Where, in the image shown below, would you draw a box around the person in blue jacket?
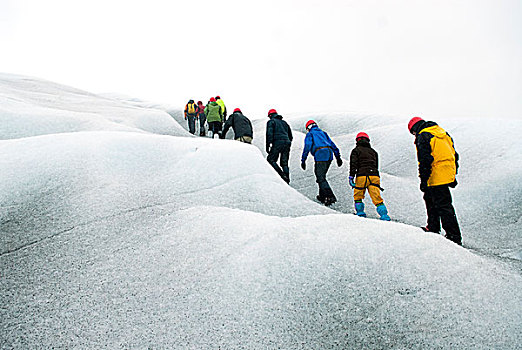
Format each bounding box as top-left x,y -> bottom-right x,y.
301,120 -> 343,206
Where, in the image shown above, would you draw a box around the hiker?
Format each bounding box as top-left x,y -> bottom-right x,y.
300,120 -> 342,206
266,108 -> 293,183
204,97 -> 224,138
215,96 -> 227,122
184,99 -> 198,134
220,108 -> 253,143
408,117 -> 461,245
348,132 -> 391,221
197,101 -> 206,136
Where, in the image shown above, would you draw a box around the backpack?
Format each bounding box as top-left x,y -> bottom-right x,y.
187,103 -> 196,115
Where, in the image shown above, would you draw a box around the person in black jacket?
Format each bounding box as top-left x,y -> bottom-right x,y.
220,108 -> 253,143
349,132 -> 390,220
266,109 -> 293,183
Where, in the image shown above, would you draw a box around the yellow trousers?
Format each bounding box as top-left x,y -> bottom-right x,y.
353,175 -> 383,206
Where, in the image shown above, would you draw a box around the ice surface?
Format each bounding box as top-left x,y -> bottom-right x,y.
1,74 -> 521,348
0,73 -> 186,139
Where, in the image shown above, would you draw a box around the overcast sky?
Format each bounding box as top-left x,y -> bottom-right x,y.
2,0 -> 521,119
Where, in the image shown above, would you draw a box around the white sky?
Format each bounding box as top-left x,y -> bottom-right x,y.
2,0 -> 521,119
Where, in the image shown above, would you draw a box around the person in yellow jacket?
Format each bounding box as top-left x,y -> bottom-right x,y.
215,96 -> 227,122
408,117 -> 462,245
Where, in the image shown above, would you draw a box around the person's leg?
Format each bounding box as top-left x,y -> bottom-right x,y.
209,122 -> 220,138
432,185 -> 462,245
367,176 -> 383,206
188,116 -> 196,134
365,177 -> 390,220
353,176 -> 368,216
315,161 -> 335,204
315,161 -> 327,203
216,121 -> 223,138
423,188 -> 441,233
279,143 -> 291,183
199,115 -> 206,136
267,144 -> 286,181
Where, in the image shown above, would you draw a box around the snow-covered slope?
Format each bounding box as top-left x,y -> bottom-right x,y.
167,106 -> 522,263
1,74 -> 521,348
278,112 -> 522,262
0,73 -> 186,139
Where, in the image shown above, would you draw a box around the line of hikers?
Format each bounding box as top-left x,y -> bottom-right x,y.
185,99 -> 462,246
185,97 -> 253,143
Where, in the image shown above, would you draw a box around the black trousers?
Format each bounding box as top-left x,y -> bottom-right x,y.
198,114 -> 206,135
423,184 -> 462,244
315,160 -> 335,199
267,142 -> 291,182
187,115 -> 196,134
208,121 -> 222,138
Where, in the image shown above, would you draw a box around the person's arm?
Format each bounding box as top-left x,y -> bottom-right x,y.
248,118 -> 253,137
301,133 -> 313,163
349,148 -> 358,177
448,132 -> 459,174
221,115 -> 233,138
266,120 -> 274,152
415,133 -> 434,184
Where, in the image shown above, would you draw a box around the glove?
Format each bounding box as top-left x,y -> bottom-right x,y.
336,157 -> 343,167
349,176 -> 356,188
420,181 -> 428,192
301,162 -> 306,170
448,179 -> 458,188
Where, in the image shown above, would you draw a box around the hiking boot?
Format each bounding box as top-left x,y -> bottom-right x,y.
324,197 -> 337,206
421,226 -> 440,233
355,201 -> 366,217
376,203 -> 391,221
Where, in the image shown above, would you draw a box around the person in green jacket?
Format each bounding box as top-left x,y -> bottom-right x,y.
204,97 -> 224,138
215,96 -> 227,122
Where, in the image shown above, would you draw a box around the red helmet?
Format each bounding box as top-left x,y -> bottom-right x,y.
305,120 -> 316,130
268,109 -> 277,116
210,97 -> 216,102
215,95 -> 221,99
408,117 -> 424,133
233,108 -> 241,113
356,132 -> 369,141
197,101 -> 203,105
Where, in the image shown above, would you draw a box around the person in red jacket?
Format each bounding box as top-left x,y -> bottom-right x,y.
197,101 -> 206,136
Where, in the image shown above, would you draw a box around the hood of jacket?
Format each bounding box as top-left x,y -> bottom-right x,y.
356,139 -> 371,147
419,122 -> 448,139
